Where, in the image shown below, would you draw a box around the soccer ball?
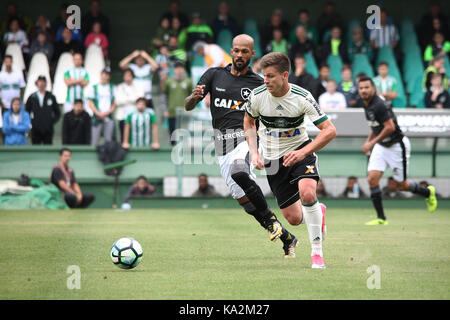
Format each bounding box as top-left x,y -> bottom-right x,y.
110,237 -> 143,269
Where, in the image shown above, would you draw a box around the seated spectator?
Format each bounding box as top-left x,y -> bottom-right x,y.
289,9 -> 319,45
424,32 -> 450,63
171,17 -> 187,49
317,26 -> 348,65
0,3 -> 33,35
289,26 -> 315,60
0,55 -> 26,114
423,55 -> 448,91
163,61 -> 193,145
87,68 -> 116,146
315,64 -> 330,99
382,177 -> 405,198
265,28 -> 291,55
425,73 -> 450,108
316,1 -> 344,43
348,26 -> 373,63
191,174 -> 222,197
82,0 -> 110,37
160,0 -> 189,29
155,44 -> 171,87
340,176 -> 367,198
185,12 -> 214,52
2,97 -> 30,146
55,23 -> 83,45
318,78 -> 347,110
63,52 -> 90,113
337,66 -> 358,107
84,21 -> 109,58
115,68 -> 144,141
119,50 -> 159,109
30,15 -> 54,43
2,18 -> 29,55
154,17 -> 173,45
25,75 -> 60,145
168,35 -> 187,63
51,148 -> 95,208
261,9 -> 291,48
193,41 -> 232,68
122,97 -> 159,149
418,2 -> 449,50
123,176 -> 156,204
288,55 -> 317,98
316,179 -> 330,198
62,99 -> 92,145
211,1 -> 238,39
252,57 -> 263,78
53,27 -> 83,63
373,62 -> 398,107
369,8 -> 400,59
29,31 -> 54,61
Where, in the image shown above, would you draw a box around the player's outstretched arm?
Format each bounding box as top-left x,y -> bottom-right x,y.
283,119 -> 337,167
184,85 -> 205,111
244,113 -> 264,169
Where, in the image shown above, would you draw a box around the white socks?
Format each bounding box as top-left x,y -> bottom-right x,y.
302,200 -> 323,257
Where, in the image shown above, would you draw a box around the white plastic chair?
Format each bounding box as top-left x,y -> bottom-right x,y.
23,53 -> 52,102
1,43 -> 26,72
52,52 -> 74,104
84,44 -> 105,86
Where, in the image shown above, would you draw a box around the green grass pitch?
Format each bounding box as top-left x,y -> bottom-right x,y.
0,207 -> 449,300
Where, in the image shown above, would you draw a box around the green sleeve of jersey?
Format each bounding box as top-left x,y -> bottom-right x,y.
84,72 -> 90,82
64,70 -> 70,78
125,113 -> 132,124
150,112 -> 157,123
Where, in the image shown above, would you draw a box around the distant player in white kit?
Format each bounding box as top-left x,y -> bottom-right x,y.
245,52 -> 337,268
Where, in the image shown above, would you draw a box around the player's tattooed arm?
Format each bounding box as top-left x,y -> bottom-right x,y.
184,84 -> 205,111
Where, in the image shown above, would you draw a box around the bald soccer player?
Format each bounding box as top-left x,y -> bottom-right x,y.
185,34 -> 298,258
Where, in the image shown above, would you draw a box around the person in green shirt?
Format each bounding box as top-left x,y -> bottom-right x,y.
184,12 -> 214,51
163,61 -> 193,145
122,97 -> 159,149
289,9 -> 319,45
373,62 -> 398,107
265,28 -> 290,55
423,55 -> 448,91
424,32 -> 450,62
348,27 -> 373,63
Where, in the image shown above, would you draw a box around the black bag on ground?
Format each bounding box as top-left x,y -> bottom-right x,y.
96,141 -> 127,176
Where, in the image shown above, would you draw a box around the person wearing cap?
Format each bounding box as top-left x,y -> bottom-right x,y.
86,68 -> 116,145
162,61 -> 193,145
25,75 -> 60,144
184,12 -> 214,51
193,41 -> 232,68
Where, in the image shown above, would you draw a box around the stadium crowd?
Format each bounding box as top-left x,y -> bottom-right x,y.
0,0 -> 449,147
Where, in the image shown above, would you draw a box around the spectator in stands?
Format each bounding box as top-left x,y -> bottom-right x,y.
317,26 -> 348,65
163,61 -> 193,145
369,8 -> 400,59
191,173 -> 222,197
2,97 -> 30,146
82,0 -> 110,37
2,18 -> 29,55
340,176 -> 367,198
288,55 -> 317,98
168,35 -> 187,63
119,50 -> 159,109
62,99 -> 91,145
170,17 -> 186,49
192,41 -> 232,68
55,18 -> 83,45
160,0 -> 189,29
382,177 -> 405,199
211,1 -> 239,39
30,15 -> 54,43
423,55 -> 448,91
252,57 -> 263,78
53,27 -> 83,63
122,97 -> 159,149
315,64 -> 330,98
424,32 -> 450,63
115,68 -> 144,141
123,175 -> 156,205
316,1 -> 344,43
154,17 -> 173,46
25,75 -> 60,144
51,147 -> 96,208
0,55 -> 25,115
288,26 -> 315,60
29,31 -> 54,61
185,12 -> 214,52
418,2 -> 449,50
318,78 -> 347,110
425,73 -> 450,109
84,21 -> 109,59
348,26 -> 373,63
337,66 -> 358,107
265,28 -> 291,55
261,9 -> 291,48
0,2 -> 33,35
316,179 -> 330,198
63,52 -> 90,113
87,68 -> 116,145
373,62 -> 398,107
289,9 -> 319,46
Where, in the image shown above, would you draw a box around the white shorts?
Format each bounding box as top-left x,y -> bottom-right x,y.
368,136 -> 411,182
217,141 -> 256,199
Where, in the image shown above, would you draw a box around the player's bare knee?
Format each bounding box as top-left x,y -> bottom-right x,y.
300,189 -> 316,205
288,215 -> 302,226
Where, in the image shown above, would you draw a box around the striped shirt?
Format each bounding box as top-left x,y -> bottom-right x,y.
370,25 -> 399,48
129,63 -> 153,99
373,75 -> 397,105
125,109 -> 157,147
64,67 -> 90,102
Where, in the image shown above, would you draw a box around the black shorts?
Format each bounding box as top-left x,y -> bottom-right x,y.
265,140 -> 320,209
